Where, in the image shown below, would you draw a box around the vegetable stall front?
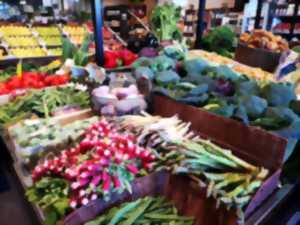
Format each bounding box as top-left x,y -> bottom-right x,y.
0,1 -> 300,225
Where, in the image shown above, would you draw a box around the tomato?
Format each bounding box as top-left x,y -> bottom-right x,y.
57,75 -> 69,84
34,81 -> 45,89
6,76 -> 22,89
0,88 -> 10,95
44,76 -> 54,85
0,82 -> 10,95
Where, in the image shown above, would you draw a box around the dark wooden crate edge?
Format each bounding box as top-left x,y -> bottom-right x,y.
151,94 -> 287,171
151,94 -> 287,219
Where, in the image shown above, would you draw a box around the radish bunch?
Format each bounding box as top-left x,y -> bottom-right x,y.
31,119 -> 155,208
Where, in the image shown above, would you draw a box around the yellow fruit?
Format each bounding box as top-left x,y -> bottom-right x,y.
47,47 -> 62,56
3,36 -> 39,47
10,47 -> 47,58
34,26 -> 61,36
63,25 -> 87,36
0,25 -> 32,36
41,36 -> 62,46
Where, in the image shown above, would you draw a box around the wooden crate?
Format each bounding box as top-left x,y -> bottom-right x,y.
151,94 -> 287,220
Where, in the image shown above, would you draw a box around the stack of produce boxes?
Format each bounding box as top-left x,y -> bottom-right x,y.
0,24 -> 47,58
62,24 -> 88,46
33,25 -> 63,56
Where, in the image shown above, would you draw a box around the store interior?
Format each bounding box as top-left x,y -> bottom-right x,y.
0,0 -> 300,225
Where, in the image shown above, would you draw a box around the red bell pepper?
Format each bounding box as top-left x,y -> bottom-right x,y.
120,49 -> 138,66
104,51 -> 118,68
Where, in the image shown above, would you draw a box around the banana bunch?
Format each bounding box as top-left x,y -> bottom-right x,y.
174,139 -> 269,221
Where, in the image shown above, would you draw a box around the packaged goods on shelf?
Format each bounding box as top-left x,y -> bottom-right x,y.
294,23 -> 300,34
273,23 -> 291,34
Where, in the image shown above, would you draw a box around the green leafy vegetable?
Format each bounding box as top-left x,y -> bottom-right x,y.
238,95 -> 267,118
261,83 -> 296,107
0,86 -> 90,129
184,58 -> 209,76
85,197 -> 194,225
150,3 -> 182,41
26,177 -> 70,225
202,26 -> 235,58
155,70 -> 180,85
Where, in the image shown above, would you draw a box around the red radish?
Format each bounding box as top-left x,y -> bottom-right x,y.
102,176 -> 111,191
112,176 -> 121,188
69,198 -> 78,208
79,190 -> 86,197
79,178 -> 90,187
81,198 -> 89,206
126,164 -> 139,174
31,119 -> 157,209
91,194 -> 98,201
91,175 -> 102,188
71,182 -> 80,190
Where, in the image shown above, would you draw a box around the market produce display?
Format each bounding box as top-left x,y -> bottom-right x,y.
22,113 -> 267,224
27,119 -> 156,221
0,24 -> 49,58
150,3 -> 182,42
202,26 -> 236,58
0,25 -> 32,36
240,30 -> 289,52
116,113 -> 197,146
33,26 -> 61,36
116,114 -> 268,212
104,49 -> 138,68
48,47 -> 62,56
103,27 -> 124,51
40,36 -> 62,47
3,36 -> 40,47
63,25 -> 86,36
10,47 -> 47,58
0,72 -> 69,95
85,197 -> 194,225
0,85 -> 90,128
188,50 -> 274,81
0,18 -> 294,225
92,84 -> 146,116
134,51 -> 300,140
11,116 -> 98,167
62,25 -> 88,46
174,140 -> 268,210
0,23 -> 128,59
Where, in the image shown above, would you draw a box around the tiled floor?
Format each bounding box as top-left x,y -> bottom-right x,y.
0,164 -> 38,225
